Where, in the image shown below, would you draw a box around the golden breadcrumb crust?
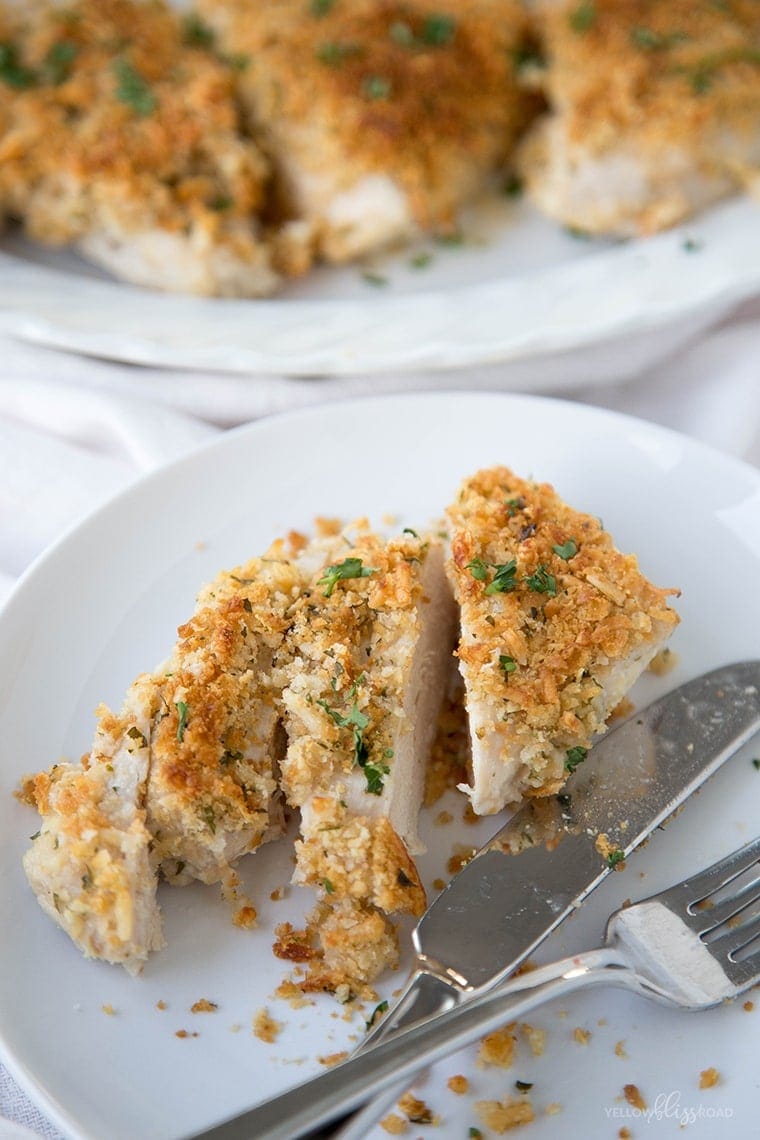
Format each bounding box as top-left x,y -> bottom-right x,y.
201,0 -> 532,234
0,0 -> 270,252
447,466 -> 679,797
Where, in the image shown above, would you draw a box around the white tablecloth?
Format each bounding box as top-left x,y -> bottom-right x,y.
2,299 -> 760,1136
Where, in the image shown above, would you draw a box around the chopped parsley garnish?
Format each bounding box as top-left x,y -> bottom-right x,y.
552,538 -> 577,560
402,526 -> 420,536
606,848 -> 626,869
317,556 -> 376,596
465,557 -> 489,581
362,759 -> 390,795
515,1080 -> 534,1092
126,726 -> 148,748
317,696 -> 370,767
565,746 -> 588,773
209,194 -> 233,212
221,749 -> 244,766
43,41 -> 77,84
469,1129 -> 484,1140
505,496 -> 525,516
486,560 -> 518,595
316,40 -> 362,66
362,74 -> 392,100
311,0 -> 336,15
362,271 -> 389,287
409,251 -> 433,269
421,14 -> 456,46
175,700 -> 189,742
682,237 -> 703,252
568,1 -> 596,32
112,58 -> 157,117
200,804 -> 216,834
220,51 -> 249,71
503,173 -> 523,198
323,878 -> 335,894
499,654 -> 517,678
182,13 -> 216,47
683,47 -> 760,95
0,42 -> 36,89
524,564 -> 557,596
752,758 -> 760,771
390,20 -> 416,47
29,830 -> 41,841
630,26 -> 686,51
365,999 -> 389,1030
565,225 -> 592,240
512,44 -> 545,72
435,230 -> 465,246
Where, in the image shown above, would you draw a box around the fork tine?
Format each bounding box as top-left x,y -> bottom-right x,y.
707,908 -> 760,959
690,874 -> 760,935
682,837 -> 760,906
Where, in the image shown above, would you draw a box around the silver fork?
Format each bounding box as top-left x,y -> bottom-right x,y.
192,836 -> 760,1140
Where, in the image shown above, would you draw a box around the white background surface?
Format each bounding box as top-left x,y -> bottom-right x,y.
1,394 -> 760,1139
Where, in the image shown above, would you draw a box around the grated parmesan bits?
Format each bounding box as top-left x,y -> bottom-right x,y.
279,523 -> 457,984
446,467 -> 679,814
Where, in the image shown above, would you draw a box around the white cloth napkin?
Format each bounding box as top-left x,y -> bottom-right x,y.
2,300 -> 760,1136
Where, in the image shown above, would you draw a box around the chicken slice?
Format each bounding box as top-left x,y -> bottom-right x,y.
446,467 -> 680,815
200,0 -> 533,261
517,0 -> 760,236
22,675 -> 164,974
0,0 -> 294,295
146,543 -> 303,886
279,524 -> 457,985
22,538 -> 304,969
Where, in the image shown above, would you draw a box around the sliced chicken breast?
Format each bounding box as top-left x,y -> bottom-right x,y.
0,0 -> 294,295
446,467 -> 680,815
22,675 -> 164,974
200,0 -> 533,261
518,0 -> 760,236
279,524 -> 457,984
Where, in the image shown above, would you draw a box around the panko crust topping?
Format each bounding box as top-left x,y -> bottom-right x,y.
447,466 -> 679,808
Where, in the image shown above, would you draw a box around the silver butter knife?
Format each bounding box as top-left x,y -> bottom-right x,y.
190,661 -> 760,1140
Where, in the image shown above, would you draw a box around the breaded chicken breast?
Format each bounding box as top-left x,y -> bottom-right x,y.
22,675 -> 164,974
22,540 -> 303,969
200,0 -> 532,261
279,523 -> 456,984
0,0 -> 293,294
446,467 -> 679,815
518,0 -> 760,236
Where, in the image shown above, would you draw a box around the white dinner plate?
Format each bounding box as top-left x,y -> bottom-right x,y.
1,392 -> 760,1140
1,194 -> 759,380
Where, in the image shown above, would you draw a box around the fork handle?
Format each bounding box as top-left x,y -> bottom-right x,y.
190,948 -> 634,1140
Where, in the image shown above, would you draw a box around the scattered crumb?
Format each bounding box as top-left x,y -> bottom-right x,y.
230,1024 -> 241,1033
435,810 -> 453,826
432,878 -> 447,891
253,1008 -> 283,1044
194,540 -> 207,552
475,1096 -> 535,1133
381,1113 -> 408,1135
314,516 -> 343,537
699,1067 -> 720,1089
573,1027 -> 591,1045
274,980 -> 314,1010
743,1000 -> 754,1012
190,999 -> 218,1014
381,513 -> 398,526
478,1025 -> 516,1069
608,697 -> 634,723
649,647 -> 678,676
615,1040 -> 628,1059
156,1000 -> 167,1011
595,833 -> 625,869
623,1085 -> 647,1111
619,1129 -> 632,1139
447,845 -> 478,875
447,1075 -> 469,1095
318,1052 -> 348,1067
521,1023 -> 546,1057
545,1103 -> 562,1116
597,1018 -> 607,1026
462,803 -> 480,825
270,886 -> 286,902
232,905 -> 258,929
101,1004 -> 116,1016
398,1093 -> 436,1124
175,1029 -> 199,1039
273,922 -> 319,963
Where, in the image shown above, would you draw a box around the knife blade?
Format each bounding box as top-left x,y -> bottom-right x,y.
190,662 -> 760,1140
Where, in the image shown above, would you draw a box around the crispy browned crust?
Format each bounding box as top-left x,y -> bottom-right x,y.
202,0 -> 532,230
0,0 -> 268,243
533,0 -> 760,167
